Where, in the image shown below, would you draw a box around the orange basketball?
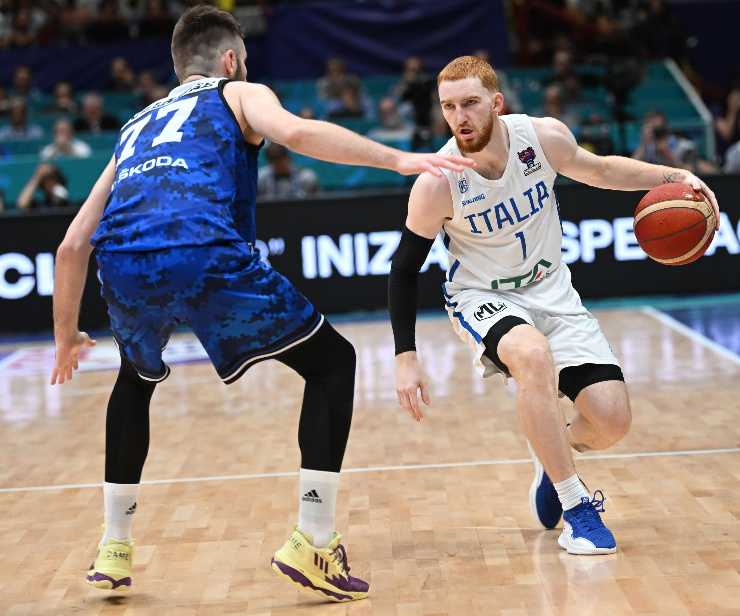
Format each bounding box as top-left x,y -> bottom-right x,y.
634,183 -> 716,266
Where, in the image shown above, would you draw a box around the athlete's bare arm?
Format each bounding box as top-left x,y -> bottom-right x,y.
51,156 -> 116,384
534,116 -> 720,227
392,172 -> 453,421
223,81 -> 475,177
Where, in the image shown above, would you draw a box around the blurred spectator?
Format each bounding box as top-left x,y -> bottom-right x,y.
86,0 -> 128,43
578,113 -> 614,155
538,85 -> 580,131
716,86 -> 740,156
724,141 -> 740,174
395,57 -> 434,149
17,163 -> 69,209
74,93 -> 120,133
368,98 -> 413,142
544,49 -> 581,104
472,49 -> 491,63
9,8 -> 40,47
298,106 -> 316,120
40,119 -> 91,160
44,81 -> 78,114
148,85 -> 169,104
258,143 -> 318,199
108,57 -> 136,91
136,71 -> 162,106
0,86 -> 10,115
632,0 -> 687,59
0,98 -> 43,140
317,58 -> 361,102
634,111 -> 716,173
327,85 -> 368,120
430,105 -> 451,140
11,65 -> 41,102
633,117 -> 678,166
138,0 -> 176,38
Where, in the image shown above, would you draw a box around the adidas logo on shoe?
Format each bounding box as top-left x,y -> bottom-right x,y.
302,489 -> 322,503
125,502 -> 137,515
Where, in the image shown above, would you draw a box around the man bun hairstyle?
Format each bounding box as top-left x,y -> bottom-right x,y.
171,5 -> 244,81
437,55 -> 499,92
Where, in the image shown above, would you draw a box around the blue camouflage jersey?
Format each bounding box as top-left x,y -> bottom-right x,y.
92,77 -> 258,251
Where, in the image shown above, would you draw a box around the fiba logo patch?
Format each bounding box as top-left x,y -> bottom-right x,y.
518,147 -> 542,176
458,176 -> 469,193
474,302 -> 507,321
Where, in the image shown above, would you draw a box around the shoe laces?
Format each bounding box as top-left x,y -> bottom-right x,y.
574,490 -> 606,532
331,543 -> 351,576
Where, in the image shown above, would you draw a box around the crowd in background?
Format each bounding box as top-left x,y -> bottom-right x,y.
0,0 -> 738,210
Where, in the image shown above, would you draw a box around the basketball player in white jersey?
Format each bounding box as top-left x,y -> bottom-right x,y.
388,56 -> 719,554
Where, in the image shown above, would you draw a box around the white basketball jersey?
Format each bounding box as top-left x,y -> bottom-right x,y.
439,114 -> 561,293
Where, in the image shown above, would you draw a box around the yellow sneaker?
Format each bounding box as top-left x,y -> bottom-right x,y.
271,528 -> 369,602
86,537 -> 134,591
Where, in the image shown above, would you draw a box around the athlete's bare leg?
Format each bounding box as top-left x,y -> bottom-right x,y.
497,324 -> 575,483
566,381 -> 632,452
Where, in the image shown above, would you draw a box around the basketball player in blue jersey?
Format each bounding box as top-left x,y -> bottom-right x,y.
389,57 -> 719,555
49,6 -> 474,602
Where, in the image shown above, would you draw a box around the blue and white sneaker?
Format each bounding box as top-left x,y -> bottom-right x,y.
558,490 -> 617,555
527,442 -> 562,529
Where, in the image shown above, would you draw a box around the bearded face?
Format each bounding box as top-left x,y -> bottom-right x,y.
453,110 -> 494,153
439,77 -> 501,154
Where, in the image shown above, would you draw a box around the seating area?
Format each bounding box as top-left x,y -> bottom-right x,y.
0,61 -> 708,206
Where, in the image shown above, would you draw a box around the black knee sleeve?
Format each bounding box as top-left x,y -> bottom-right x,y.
276,321 -> 356,473
482,316 -> 530,373
105,354 -> 156,484
558,363 -> 624,402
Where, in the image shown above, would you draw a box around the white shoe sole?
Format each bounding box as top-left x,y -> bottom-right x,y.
557,528 -> 617,555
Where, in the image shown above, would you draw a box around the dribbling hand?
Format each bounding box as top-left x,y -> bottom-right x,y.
50,330 -> 96,385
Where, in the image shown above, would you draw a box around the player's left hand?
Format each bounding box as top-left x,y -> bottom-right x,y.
50,330 -> 96,385
666,170 -> 720,230
395,152 -> 476,177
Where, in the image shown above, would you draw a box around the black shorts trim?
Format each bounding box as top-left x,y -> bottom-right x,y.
482,315 -> 530,374
558,363 -> 624,402
220,311 -> 324,384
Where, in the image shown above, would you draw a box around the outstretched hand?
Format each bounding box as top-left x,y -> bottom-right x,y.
396,152 -> 476,177
50,330 -> 96,385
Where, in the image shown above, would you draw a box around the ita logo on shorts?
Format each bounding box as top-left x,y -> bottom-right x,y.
474,302 -> 507,321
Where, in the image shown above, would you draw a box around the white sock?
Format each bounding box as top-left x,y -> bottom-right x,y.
297,468 -> 339,548
102,482 -> 139,544
553,474 -> 589,511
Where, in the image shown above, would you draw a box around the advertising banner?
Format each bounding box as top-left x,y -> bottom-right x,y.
1,177 -> 739,334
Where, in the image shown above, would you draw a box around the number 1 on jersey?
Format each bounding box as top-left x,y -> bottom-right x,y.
515,231 -> 527,260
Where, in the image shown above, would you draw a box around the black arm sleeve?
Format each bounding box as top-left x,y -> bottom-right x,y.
388,226 -> 435,355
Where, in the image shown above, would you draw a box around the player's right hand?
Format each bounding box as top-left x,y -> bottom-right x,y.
394,351 -> 431,422
50,330 -> 96,385
395,152 -> 476,177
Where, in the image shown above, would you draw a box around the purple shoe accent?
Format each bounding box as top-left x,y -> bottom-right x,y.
86,571 -> 132,590
326,573 -> 370,594
271,558 -> 354,601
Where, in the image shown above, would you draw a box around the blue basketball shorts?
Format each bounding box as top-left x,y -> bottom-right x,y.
96,244 -> 323,383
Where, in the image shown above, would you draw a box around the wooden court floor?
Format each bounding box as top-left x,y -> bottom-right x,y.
2,307 -> 740,615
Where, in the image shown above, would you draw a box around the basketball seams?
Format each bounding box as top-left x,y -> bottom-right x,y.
634,199 -> 712,225
637,217 -> 708,244
650,218 -> 716,265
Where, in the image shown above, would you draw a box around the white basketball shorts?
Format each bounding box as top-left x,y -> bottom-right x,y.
444,264 -> 619,378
